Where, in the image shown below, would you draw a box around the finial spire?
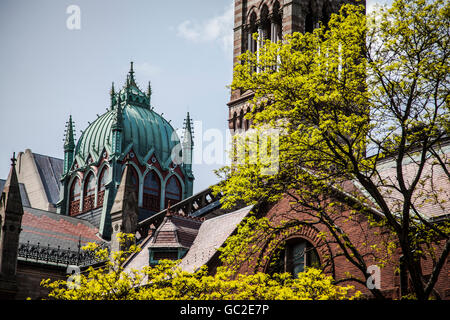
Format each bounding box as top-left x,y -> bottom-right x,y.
182,111 -> 194,163
10,152 -> 16,167
110,82 -> 116,107
112,95 -> 123,131
128,61 -> 136,86
183,112 -> 193,143
147,81 -> 152,108
130,61 -> 134,76
64,115 -> 75,151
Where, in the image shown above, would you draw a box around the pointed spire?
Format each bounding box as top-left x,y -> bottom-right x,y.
1,153 -> 23,216
182,112 -> 194,171
147,81 -> 152,108
64,115 -> 75,151
128,61 -> 136,86
183,112 -> 194,147
112,95 -> 123,131
110,82 -> 116,108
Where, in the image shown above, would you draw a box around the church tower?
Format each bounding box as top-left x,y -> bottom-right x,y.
57,63 -> 195,240
227,0 -> 362,133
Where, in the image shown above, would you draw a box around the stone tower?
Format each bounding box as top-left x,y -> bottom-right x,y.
110,162 -> 139,253
227,0 -> 362,133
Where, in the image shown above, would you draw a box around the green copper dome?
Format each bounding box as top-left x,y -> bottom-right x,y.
73,68 -> 180,169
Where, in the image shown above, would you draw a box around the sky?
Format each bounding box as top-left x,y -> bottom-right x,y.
0,0 -> 385,193
0,0 -> 235,192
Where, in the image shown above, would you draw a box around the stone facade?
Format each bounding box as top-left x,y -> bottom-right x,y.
228,0 -> 362,133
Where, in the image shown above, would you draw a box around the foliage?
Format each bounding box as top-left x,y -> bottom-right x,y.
213,0 -> 449,300
40,233 -> 361,300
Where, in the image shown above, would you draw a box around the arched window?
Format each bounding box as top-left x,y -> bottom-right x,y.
69,177 -> 81,216
245,107 -> 251,130
267,239 -> 320,278
239,109 -> 244,130
127,165 -> 139,197
233,112 -> 238,132
143,171 -> 161,212
165,176 -> 181,208
260,4 -> 271,41
97,166 -> 109,207
321,2 -> 331,28
304,2 -> 315,34
271,1 -> 282,43
83,172 -> 96,212
248,12 -> 258,54
98,166 -> 109,192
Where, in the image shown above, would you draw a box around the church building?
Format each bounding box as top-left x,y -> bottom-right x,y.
0,0 -> 448,300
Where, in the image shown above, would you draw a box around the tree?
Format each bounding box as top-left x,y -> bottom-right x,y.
213,0 -> 449,300
40,233 -> 361,300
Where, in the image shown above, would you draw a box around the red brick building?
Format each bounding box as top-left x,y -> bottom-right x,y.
1,0 -> 448,300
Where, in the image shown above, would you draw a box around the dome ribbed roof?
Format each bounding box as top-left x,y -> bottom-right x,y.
73,70 -> 179,167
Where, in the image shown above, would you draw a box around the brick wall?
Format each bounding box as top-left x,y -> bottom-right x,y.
233,194 -> 449,299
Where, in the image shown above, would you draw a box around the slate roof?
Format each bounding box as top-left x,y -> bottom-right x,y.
123,213 -> 202,272
148,213 -> 203,249
178,205 -> 254,273
0,179 -> 30,207
374,146 -> 450,219
32,153 -> 63,205
20,206 -> 105,251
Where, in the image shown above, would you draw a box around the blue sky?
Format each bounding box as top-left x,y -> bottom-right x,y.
0,0 -> 235,192
0,0 -> 385,192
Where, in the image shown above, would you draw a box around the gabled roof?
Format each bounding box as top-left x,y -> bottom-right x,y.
178,205 -> 254,273
32,152 -> 63,205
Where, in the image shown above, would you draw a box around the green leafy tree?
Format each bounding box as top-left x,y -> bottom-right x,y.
214,0 -> 449,300
40,233 -> 361,300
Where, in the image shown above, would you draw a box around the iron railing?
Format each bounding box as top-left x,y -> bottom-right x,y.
17,240 -> 109,267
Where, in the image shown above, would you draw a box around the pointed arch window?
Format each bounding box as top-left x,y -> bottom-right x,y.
97,166 -> 109,207
245,107 -> 251,130
232,111 -> 238,132
98,166 -> 109,192
260,4 -> 271,41
128,165 -> 139,197
238,109 -> 244,130
83,172 -> 96,212
143,171 -> 161,212
165,176 -> 181,207
271,1 -> 282,43
304,1 -> 315,34
69,177 -> 81,216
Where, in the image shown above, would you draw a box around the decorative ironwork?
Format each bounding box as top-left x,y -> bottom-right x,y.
17,240 -> 109,267
83,194 -> 95,212
137,187 -> 222,239
69,200 -> 80,216
97,190 -> 105,208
